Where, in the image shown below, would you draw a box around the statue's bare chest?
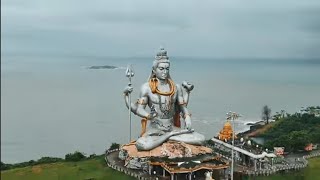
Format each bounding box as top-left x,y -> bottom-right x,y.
148,91 -> 177,119
148,91 -> 177,105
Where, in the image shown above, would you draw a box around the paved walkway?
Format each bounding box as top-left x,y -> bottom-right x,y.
211,138 -> 320,176
244,150 -> 320,176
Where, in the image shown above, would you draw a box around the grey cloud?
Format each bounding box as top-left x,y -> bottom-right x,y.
2,0 -> 320,58
296,7 -> 320,34
92,12 -> 190,30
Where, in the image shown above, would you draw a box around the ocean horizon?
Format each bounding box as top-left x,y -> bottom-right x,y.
1,54 -> 320,163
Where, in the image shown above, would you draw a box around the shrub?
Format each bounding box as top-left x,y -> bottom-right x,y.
205,139 -> 215,146
1,161 -> 12,171
36,157 -> 64,164
109,143 -> 120,150
89,154 -> 97,158
65,151 -> 86,162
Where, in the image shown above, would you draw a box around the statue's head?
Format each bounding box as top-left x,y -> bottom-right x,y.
151,47 -> 171,80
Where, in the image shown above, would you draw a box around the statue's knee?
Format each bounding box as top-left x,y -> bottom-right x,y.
191,133 -> 205,144
198,133 -> 205,141
135,138 -> 145,150
197,133 -> 205,142
136,138 -> 152,151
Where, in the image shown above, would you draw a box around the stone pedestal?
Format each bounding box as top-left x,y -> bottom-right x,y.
119,141 -> 213,169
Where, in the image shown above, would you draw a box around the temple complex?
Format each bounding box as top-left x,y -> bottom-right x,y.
105,48 -> 320,179
218,120 -> 236,141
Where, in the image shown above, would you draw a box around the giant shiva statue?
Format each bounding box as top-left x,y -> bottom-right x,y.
123,48 -> 205,151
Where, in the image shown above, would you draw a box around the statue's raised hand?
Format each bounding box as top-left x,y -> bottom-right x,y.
182,81 -> 194,92
149,105 -> 158,120
185,115 -> 192,130
123,85 -> 133,95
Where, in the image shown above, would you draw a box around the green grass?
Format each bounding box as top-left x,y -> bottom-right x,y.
246,157 -> 320,180
1,156 -> 135,180
3,155 -> 319,180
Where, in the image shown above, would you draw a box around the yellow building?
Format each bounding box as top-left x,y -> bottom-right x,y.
218,120 -> 236,141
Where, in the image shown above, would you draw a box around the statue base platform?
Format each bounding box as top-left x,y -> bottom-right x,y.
119,140 -> 214,170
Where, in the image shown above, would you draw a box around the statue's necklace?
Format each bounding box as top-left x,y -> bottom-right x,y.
149,78 -> 175,96
149,78 -> 175,118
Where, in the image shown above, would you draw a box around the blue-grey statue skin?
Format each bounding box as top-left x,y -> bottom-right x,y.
123,48 -> 205,151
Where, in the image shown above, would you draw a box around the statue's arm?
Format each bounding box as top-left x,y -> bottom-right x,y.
177,85 -> 192,129
176,84 -> 189,114
135,83 -> 151,119
181,81 -> 194,106
123,86 -> 138,114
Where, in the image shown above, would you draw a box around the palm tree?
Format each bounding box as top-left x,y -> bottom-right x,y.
308,106 -> 320,116
280,110 -> 286,118
273,112 -> 281,121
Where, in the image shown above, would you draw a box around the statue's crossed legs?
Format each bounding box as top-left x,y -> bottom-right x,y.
135,127 -> 205,151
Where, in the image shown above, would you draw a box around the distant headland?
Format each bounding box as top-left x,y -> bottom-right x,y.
88,65 -> 118,69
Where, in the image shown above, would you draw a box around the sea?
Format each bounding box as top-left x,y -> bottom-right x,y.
1,54 -> 320,163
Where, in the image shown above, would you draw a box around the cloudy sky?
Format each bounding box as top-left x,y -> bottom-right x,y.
2,0 -> 320,58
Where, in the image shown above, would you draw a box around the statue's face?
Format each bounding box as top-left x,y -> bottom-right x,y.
154,62 -> 170,80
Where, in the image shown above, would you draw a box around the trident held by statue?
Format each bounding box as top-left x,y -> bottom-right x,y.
125,64 -> 134,141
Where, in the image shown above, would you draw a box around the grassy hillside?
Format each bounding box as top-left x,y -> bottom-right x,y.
1,154 -> 319,180
1,155 -> 135,180
260,113 -> 320,152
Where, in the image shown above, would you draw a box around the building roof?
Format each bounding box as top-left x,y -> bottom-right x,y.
150,157 -> 229,174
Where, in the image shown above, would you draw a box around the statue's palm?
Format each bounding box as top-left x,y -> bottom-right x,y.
123,86 -> 133,94
149,105 -> 158,119
185,116 -> 192,130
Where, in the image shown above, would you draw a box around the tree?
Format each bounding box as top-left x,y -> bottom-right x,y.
65,151 -> 86,162
262,105 -> 271,124
109,143 -> 120,150
303,106 -> 320,116
272,112 -> 281,121
36,157 -> 63,164
288,131 -> 311,152
280,110 -> 286,118
1,161 -> 11,171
